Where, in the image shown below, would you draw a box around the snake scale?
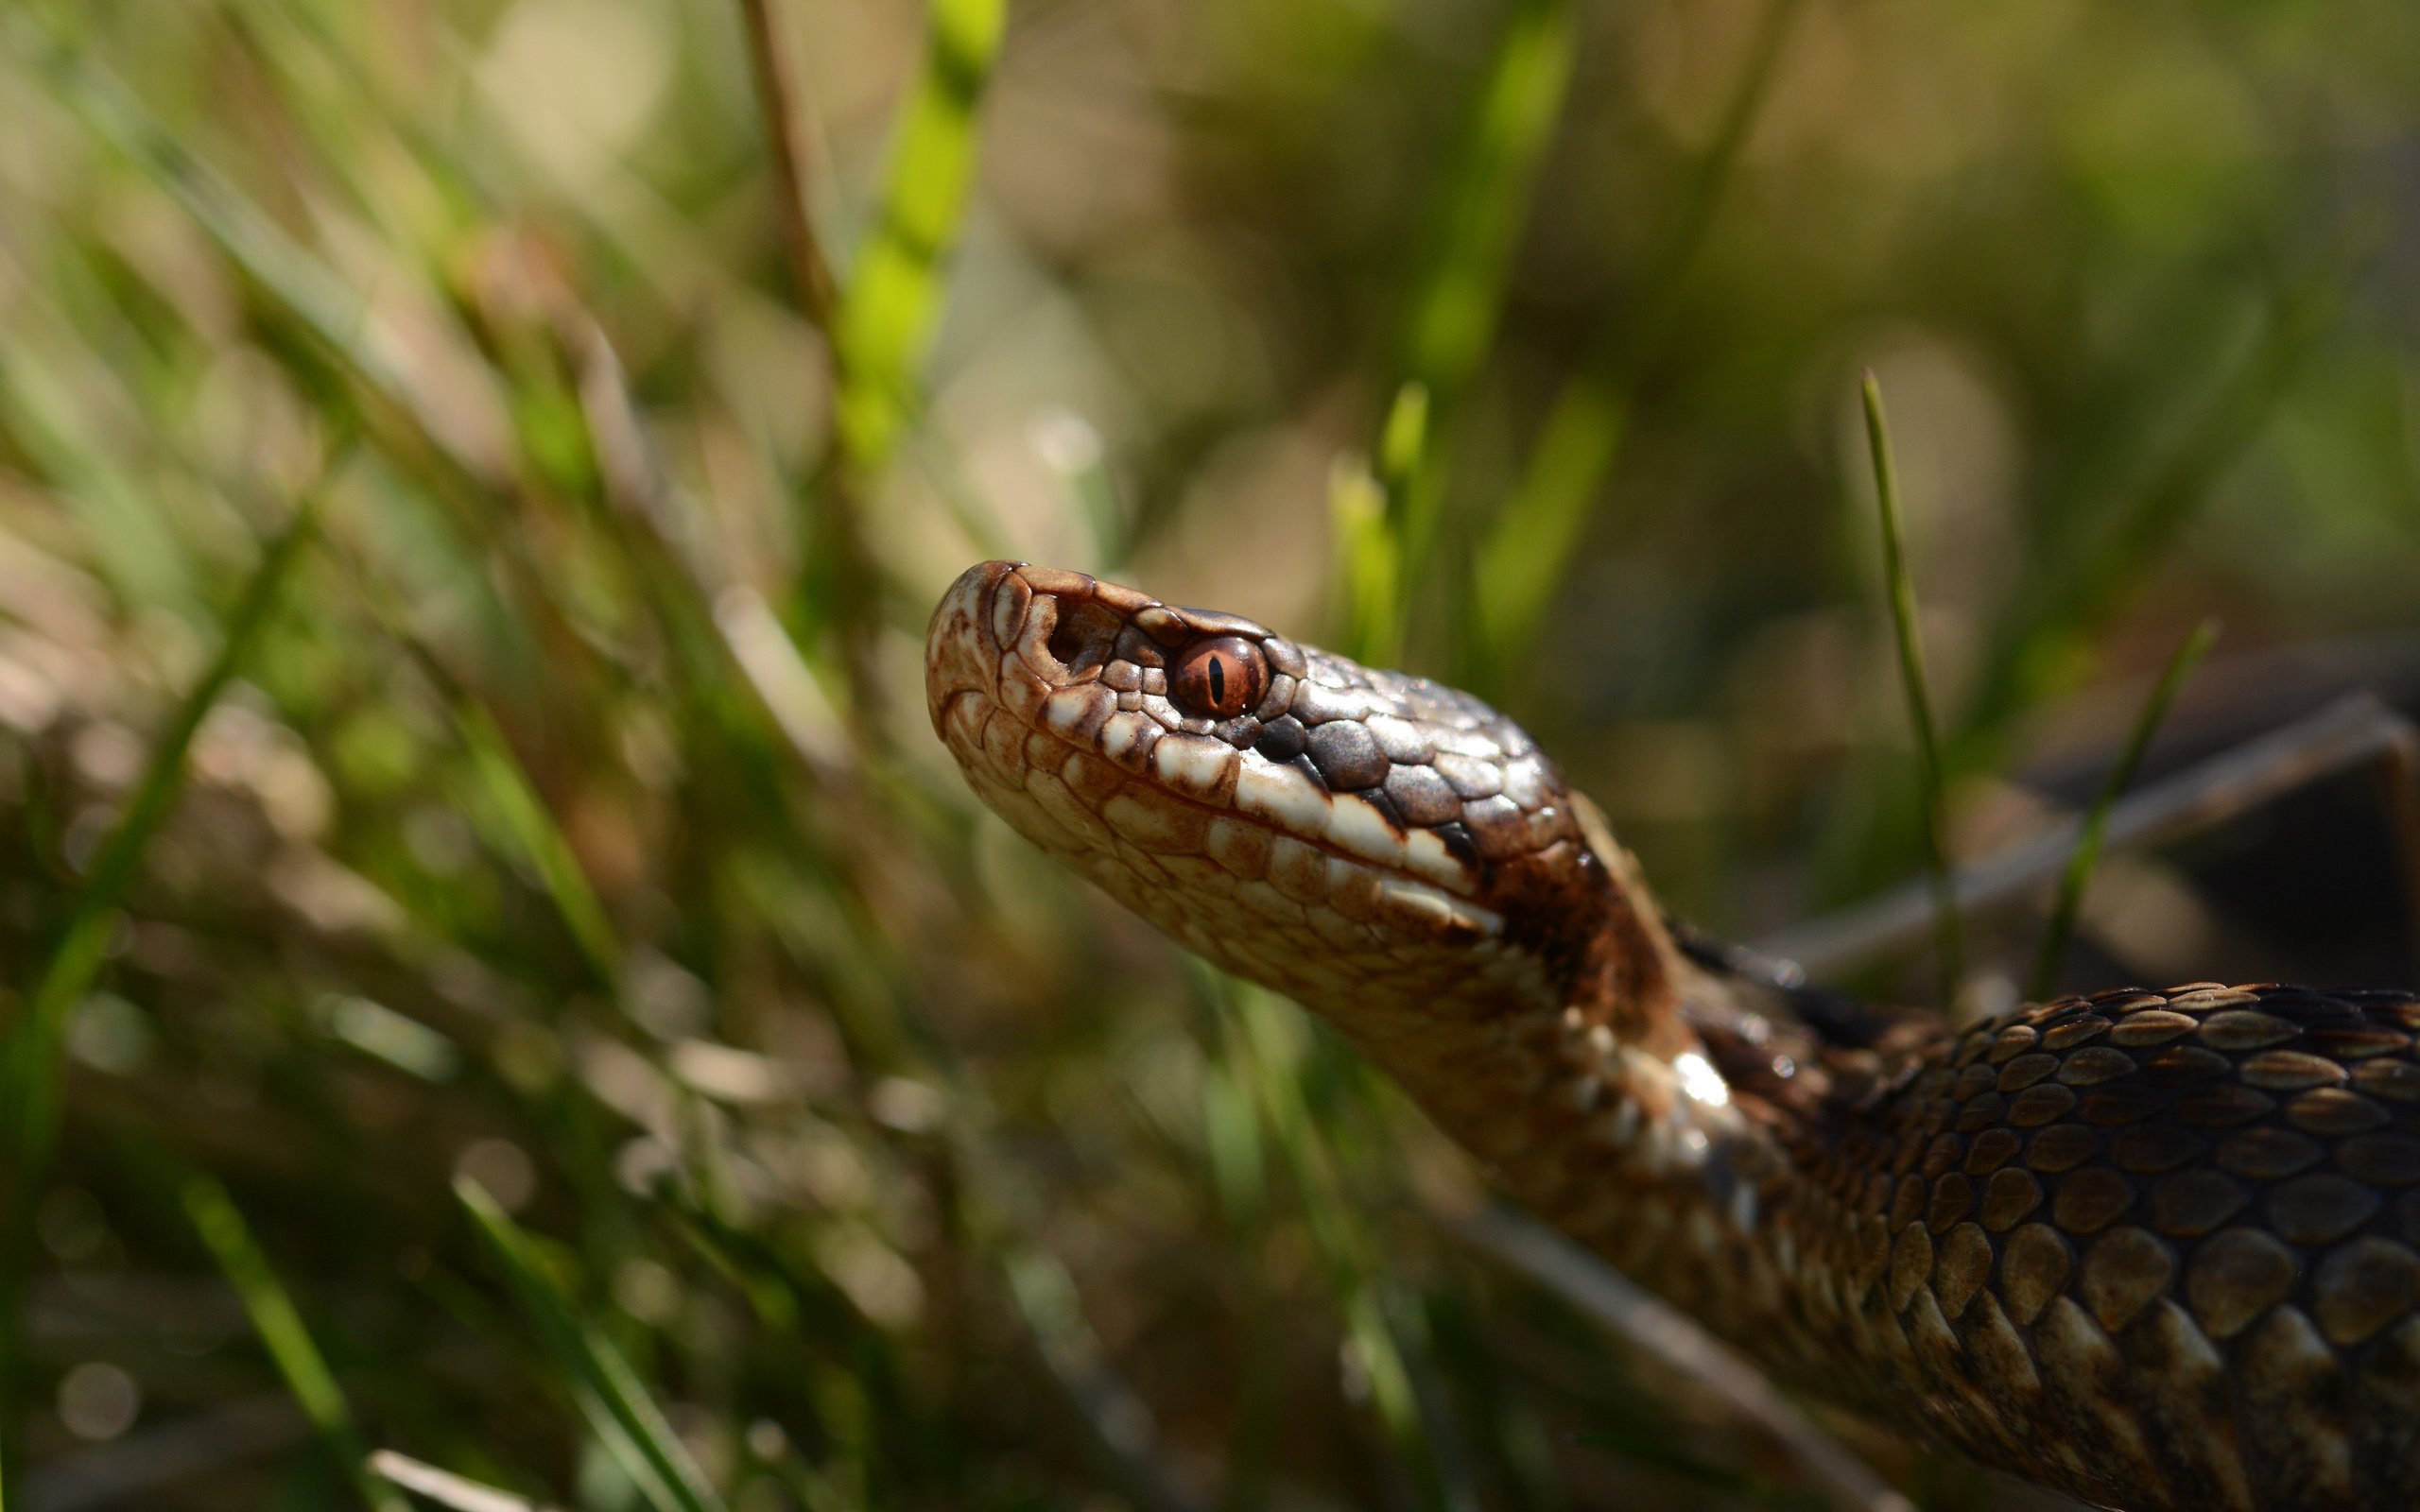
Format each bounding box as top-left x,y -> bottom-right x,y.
927,559 -> 2420,1512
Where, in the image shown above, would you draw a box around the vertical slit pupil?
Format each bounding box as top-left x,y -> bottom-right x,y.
1208,657 -> 1226,705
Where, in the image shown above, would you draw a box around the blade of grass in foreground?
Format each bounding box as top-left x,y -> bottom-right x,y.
4,10 -> 488,484
833,0 -> 1004,475
183,1172 -> 410,1512
457,1179 -> 730,1512
2028,616 -> 2221,1001
1861,372 -> 1963,1007
0,499 -> 315,1486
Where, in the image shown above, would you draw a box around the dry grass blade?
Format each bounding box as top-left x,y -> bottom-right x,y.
833,0 -> 1004,474
368,1451 -> 563,1512
735,0 -> 841,332
1861,371 -> 1963,1005
1453,1205 -> 1910,1512
1760,694 -> 2415,976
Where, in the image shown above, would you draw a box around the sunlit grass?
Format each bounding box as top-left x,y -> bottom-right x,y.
0,1 -> 2405,1509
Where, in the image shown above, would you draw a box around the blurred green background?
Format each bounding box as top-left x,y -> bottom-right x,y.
4,0 -> 2420,1508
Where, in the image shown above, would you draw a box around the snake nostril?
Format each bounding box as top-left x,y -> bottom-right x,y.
1046,599 -> 1123,676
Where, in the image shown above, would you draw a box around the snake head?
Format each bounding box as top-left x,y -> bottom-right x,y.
926,561 -> 1673,1045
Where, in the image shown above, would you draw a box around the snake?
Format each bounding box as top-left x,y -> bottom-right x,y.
925,559 -> 2420,1512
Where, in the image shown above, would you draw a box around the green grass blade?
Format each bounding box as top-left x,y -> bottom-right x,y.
1861,372 -> 1963,1005
1631,0 -> 1809,326
1390,0 -> 1572,627
1462,0 -> 1805,686
457,1178 -> 731,1512
1227,985 -> 1476,1512
322,541 -> 631,996
182,1171 -> 410,1512
2,503 -> 315,1181
1336,450 -> 1413,667
1467,375 -> 1627,686
0,333 -> 198,618
2028,616 -> 2221,1001
1400,0 -> 1575,406
1378,380 -> 1432,532
457,703 -> 626,992
1328,387 -> 1428,667
0,500 -> 315,1477
1329,384 -> 1430,666
1809,243 -> 2359,910
833,0 -> 1005,474
1950,253 -> 2351,779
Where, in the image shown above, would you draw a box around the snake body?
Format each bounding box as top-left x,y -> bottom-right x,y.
926,560 -> 2420,1512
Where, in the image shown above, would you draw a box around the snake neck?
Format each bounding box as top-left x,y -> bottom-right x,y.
1309,809 -> 1789,1222
1320,814 -> 1944,1390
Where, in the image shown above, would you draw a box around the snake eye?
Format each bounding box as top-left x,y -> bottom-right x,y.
1170,636 -> 1269,719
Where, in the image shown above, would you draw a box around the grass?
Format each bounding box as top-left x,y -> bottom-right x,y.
182,1169 -> 410,1512
0,497 -> 316,1472
0,2 -> 2410,1510
459,1178 -> 729,1512
2027,615 -> 2221,1002
830,0 -> 1004,479
1859,372 -> 1962,1008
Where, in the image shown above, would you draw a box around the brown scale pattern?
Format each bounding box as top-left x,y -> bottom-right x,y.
1772,984 -> 2420,1511
929,563 -> 2420,1512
